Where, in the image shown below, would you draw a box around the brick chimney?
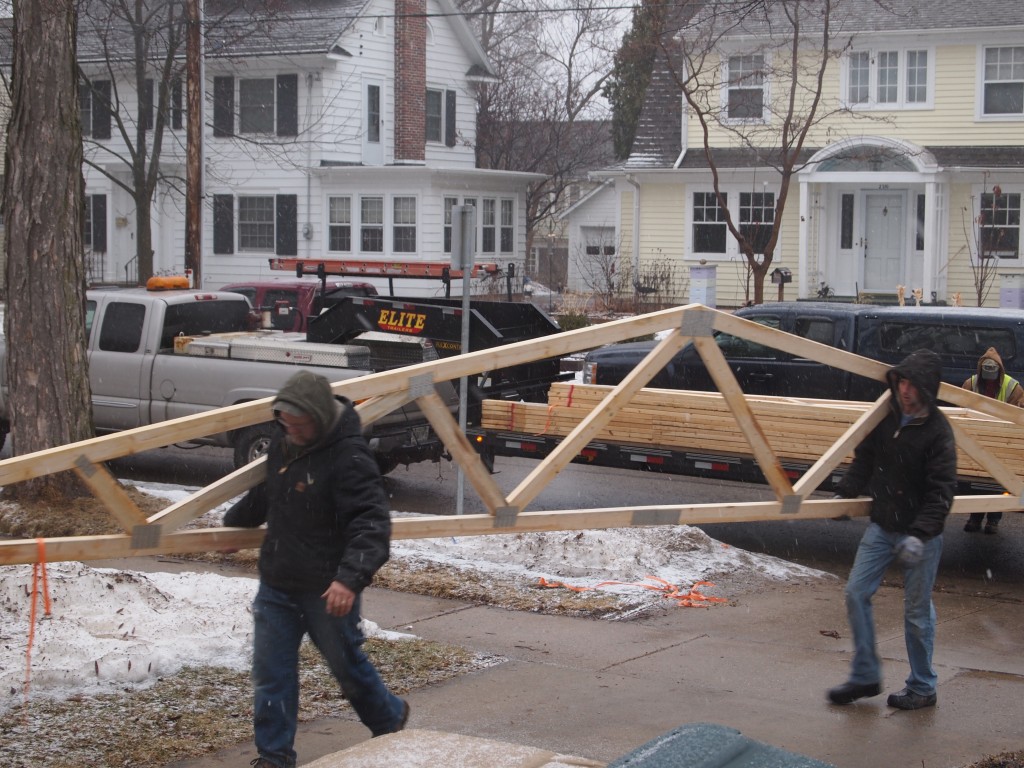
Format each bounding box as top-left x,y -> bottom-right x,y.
394,0 -> 426,164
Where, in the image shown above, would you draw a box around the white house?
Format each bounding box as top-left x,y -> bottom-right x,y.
71,0 -> 542,295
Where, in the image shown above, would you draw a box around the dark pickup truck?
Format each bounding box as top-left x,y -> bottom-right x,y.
583,302 -> 1024,401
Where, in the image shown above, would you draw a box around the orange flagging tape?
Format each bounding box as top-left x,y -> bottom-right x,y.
538,575 -> 728,608
533,383 -> 576,436
534,404 -> 557,436
24,538 -> 53,711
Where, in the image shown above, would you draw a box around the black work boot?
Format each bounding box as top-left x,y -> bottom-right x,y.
887,688 -> 937,710
827,681 -> 882,705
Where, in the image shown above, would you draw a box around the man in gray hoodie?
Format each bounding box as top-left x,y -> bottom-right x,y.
225,370 -> 408,768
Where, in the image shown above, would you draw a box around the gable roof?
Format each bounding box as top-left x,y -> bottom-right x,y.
71,0 -> 495,78
699,0 -> 1024,38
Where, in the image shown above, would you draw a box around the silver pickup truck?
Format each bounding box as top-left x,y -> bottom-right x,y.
0,287 -> 454,470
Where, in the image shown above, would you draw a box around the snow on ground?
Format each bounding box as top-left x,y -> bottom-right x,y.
0,481 -> 829,715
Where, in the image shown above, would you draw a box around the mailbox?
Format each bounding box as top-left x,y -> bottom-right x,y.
771,267 -> 792,285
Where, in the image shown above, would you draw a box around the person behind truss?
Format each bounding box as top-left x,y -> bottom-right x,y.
961,347 -> 1023,534
224,370 -> 408,768
827,349 -> 956,711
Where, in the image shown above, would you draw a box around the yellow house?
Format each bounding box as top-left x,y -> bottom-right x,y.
586,0 -> 1024,308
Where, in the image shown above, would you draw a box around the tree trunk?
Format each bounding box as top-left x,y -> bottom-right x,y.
3,0 -> 94,500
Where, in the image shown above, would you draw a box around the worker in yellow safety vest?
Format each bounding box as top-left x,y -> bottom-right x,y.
962,347 -> 1023,534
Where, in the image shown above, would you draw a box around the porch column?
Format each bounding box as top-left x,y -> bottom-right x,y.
923,180 -> 937,302
798,179 -> 810,299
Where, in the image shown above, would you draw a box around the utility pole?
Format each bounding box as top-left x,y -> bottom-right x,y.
451,205 -> 476,515
184,0 -> 203,286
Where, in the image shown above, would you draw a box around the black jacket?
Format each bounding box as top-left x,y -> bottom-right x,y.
835,349 -> 957,541
224,381 -> 391,594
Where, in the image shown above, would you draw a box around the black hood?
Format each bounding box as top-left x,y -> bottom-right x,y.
886,348 -> 943,408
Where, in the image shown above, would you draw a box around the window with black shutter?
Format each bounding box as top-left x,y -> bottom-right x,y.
213,194 -> 234,254
92,80 -> 112,140
92,195 -> 107,253
277,74 -> 298,136
141,79 -> 154,131
276,195 -> 297,256
213,76 -> 234,137
171,77 -> 183,130
445,90 -> 456,147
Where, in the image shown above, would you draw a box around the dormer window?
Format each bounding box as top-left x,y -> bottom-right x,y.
982,46 -> 1024,116
844,48 -> 932,109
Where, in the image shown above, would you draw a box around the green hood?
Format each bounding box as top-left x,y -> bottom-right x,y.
272,370 -> 341,445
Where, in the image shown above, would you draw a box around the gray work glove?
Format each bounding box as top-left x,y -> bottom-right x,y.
894,535 -> 924,567
830,493 -> 851,521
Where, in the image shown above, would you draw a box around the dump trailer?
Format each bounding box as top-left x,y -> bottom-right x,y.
308,293 -> 573,404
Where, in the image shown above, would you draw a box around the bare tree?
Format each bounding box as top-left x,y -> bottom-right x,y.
460,0 -> 623,252
3,0 -> 94,500
77,0 -> 191,283
662,0 -> 877,304
962,179 -> 1015,306
572,231 -> 620,310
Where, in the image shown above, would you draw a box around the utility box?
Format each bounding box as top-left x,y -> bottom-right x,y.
999,274 -> 1024,309
690,265 -> 717,308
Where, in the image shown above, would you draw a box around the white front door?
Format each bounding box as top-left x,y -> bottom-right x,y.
862,192 -> 905,292
362,78 -> 384,166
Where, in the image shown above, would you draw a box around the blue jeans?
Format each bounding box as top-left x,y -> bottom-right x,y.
251,582 -> 406,767
844,523 -> 942,696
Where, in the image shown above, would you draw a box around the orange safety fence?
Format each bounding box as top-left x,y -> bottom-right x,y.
23,538 -> 53,715
537,574 -> 728,608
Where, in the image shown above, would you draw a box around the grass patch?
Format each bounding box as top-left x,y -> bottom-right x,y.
3,638 -> 482,768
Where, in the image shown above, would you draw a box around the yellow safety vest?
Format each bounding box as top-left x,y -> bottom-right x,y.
970,374 -> 1020,402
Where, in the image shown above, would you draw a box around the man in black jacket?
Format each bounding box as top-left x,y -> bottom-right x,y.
225,370 -> 408,768
826,349 -> 956,711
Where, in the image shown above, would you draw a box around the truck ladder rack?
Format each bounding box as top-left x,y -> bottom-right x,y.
269,258 -> 502,280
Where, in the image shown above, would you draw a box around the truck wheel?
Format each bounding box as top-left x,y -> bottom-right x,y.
233,425 -> 275,468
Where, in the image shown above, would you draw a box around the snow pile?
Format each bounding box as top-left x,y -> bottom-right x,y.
0,563 -> 256,713
390,522 -> 824,594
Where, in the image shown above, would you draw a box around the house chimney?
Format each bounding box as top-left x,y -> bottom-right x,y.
394,0 -> 426,164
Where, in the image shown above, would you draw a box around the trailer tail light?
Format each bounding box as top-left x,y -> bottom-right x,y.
505,440 -> 538,452
629,453 -> 665,465
694,460 -> 730,473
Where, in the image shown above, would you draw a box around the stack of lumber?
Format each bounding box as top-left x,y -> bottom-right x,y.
481,382 -> 1022,480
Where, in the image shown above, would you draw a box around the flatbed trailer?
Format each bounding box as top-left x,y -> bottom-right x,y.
467,426 -> 1006,496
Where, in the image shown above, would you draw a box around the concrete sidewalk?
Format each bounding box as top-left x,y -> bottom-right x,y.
168,575 -> 1024,768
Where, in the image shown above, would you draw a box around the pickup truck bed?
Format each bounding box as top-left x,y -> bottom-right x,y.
0,287 -> 456,471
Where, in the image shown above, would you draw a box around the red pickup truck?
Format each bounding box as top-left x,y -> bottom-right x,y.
221,278 -> 377,333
